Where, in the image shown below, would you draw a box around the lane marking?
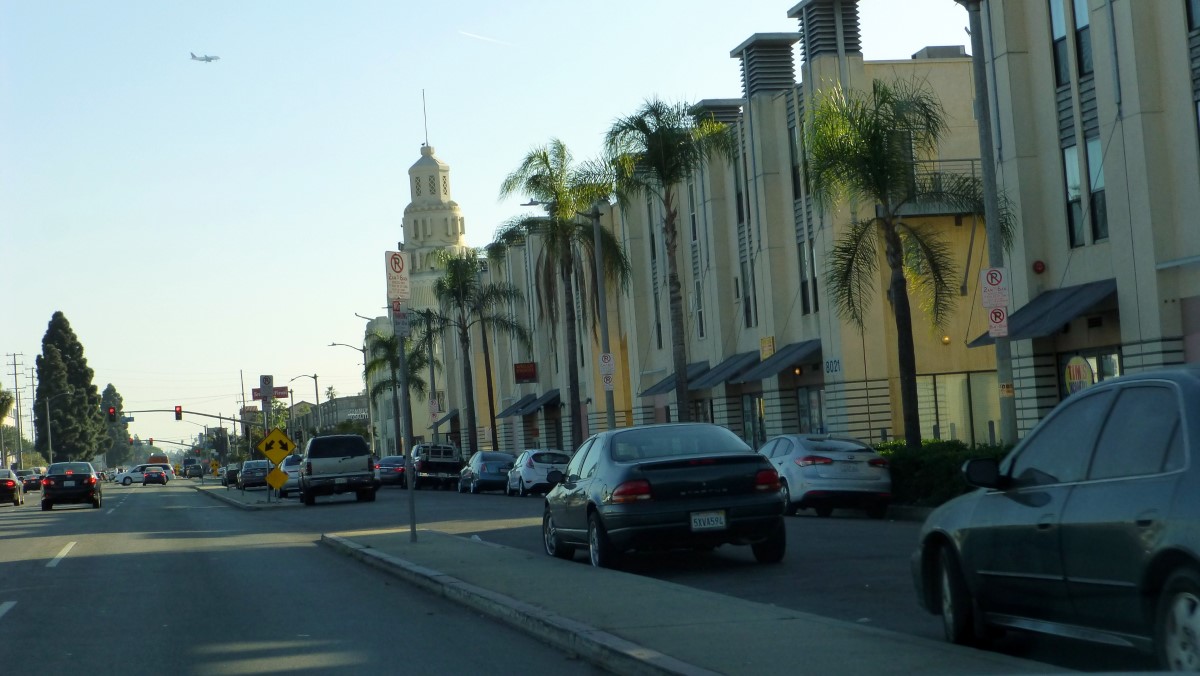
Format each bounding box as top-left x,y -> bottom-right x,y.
46,542 -> 77,568
0,601 -> 15,620
106,508 -> 116,514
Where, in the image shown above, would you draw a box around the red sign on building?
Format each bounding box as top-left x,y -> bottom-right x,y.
514,362 -> 537,384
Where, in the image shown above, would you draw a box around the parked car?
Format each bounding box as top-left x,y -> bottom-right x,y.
377,455 -> 408,487
0,469 -> 24,506
21,472 -> 43,492
458,452 -> 515,494
40,461 -> 102,510
911,365 -> 1200,669
276,454 -> 302,498
298,434 -> 376,506
758,433 -> 891,519
237,460 -> 270,489
412,443 -> 464,489
506,449 -> 570,497
221,465 -> 239,487
142,467 -> 168,486
542,423 -> 786,568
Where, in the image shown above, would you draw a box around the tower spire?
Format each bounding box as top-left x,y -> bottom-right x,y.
422,89 -> 429,147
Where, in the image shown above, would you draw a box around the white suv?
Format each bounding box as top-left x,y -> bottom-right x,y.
298,435 -> 376,506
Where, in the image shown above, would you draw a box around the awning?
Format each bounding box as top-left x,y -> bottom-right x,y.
731,339 -> 823,384
514,389 -> 560,416
429,409 -> 458,429
689,351 -> 760,390
969,279 -> 1117,347
639,361 -> 710,397
496,394 -> 537,419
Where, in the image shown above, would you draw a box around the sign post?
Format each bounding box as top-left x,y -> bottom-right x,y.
385,250 -> 417,542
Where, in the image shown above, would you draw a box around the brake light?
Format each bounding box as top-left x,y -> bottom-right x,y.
611,479 -> 652,503
2,480 -> 12,488
374,463 -> 380,470
797,455 -> 833,467
755,468 -> 781,492
868,458 -> 889,468
42,478 -> 51,487
86,477 -> 97,485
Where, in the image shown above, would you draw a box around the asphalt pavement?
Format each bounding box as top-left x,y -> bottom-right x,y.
190,481 -> 1062,676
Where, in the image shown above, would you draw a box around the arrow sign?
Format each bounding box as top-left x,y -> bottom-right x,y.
257,428 -> 296,465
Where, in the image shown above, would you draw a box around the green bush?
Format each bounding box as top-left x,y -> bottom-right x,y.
876,439 -> 1012,507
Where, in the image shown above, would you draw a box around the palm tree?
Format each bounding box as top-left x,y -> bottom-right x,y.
496,139 -> 630,449
805,78 -> 1014,451
433,249 -> 530,455
364,329 -> 428,457
605,100 -> 736,422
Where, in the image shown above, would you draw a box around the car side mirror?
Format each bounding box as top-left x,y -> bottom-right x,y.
546,470 -> 564,486
962,458 -> 1008,490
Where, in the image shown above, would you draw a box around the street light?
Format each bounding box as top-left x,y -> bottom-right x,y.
289,374 -> 320,432
330,341 -> 376,455
45,389 -> 73,463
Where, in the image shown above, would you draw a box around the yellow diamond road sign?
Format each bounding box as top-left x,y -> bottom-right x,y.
257,429 -> 296,465
266,468 -> 289,490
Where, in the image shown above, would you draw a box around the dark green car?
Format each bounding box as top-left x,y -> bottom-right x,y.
912,365 -> 1200,669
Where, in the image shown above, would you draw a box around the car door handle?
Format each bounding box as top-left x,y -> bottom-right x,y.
1136,509 -> 1159,528
1037,515 -> 1055,530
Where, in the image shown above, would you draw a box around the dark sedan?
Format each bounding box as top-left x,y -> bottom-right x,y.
377,455 -> 408,487
21,473 -> 42,492
41,461 -> 103,510
912,365 -> 1200,669
542,423 -> 786,568
142,467 -> 168,485
458,452 -> 515,494
0,469 -> 23,506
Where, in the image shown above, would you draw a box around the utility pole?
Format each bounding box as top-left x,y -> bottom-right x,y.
959,0 -> 1018,444
7,354 -> 24,468
583,201 -> 617,431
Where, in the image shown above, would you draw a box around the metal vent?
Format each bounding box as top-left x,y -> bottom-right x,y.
692,99 -> 744,125
730,33 -> 799,98
788,0 -> 862,62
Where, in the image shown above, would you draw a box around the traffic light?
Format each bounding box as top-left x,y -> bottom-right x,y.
128,437 -> 133,444
149,437 -> 153,446
107,406 -> 117,423
174,405 -> 182,421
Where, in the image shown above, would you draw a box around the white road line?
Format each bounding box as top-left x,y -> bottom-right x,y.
0,601 -> 15,620
106,508 -> 116,514
46,541 -> 77,568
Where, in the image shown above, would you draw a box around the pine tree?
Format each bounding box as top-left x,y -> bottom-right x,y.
35,312 -> 106,461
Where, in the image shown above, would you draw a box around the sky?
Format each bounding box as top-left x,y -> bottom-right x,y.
1,0 -> 971,452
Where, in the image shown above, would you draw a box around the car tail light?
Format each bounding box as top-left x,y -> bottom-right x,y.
415,460 -> 425,473
2,480 -> 12,488
797,455 -> 833,467
304,462 -> 312,476
755,469 -> 781,492
868,458 -> 889,468
86,477 -> 97,485
611,479 -> 652,503
42,478 -> 51,487
374,463 -> 380,469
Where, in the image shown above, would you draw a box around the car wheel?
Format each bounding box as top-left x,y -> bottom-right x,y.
751,519 -> 786,564
778,480 -> 796,516
519,480 -> 528,498
588,512 -> 619,569
302,491 -> 315,506
470,479 -> 479,494
92,495 -> 102,509
815,506 -> 833,518
41,500 -> 52,511
866,504 -> 888,520
938,546 -> 977,645
122,477 -> 132,486
543,508 -> 574,560
1156,567 -> 1200,671
456,479 -> 465,493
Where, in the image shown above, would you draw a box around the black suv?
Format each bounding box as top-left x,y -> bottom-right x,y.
298,434 -> 377,506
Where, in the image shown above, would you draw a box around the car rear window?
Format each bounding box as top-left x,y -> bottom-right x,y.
531,452 -> 569,464
307,436 -> 370,458
804,439 -> 873,454
380,456 -> 405,465
0,470 -> 13,478
612,425 -> 752,461
282,455 -> 301,467
479,453 -> 514,462
48,462 -> 93,475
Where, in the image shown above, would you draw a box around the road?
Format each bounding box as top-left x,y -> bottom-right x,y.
0,483 -> 602,676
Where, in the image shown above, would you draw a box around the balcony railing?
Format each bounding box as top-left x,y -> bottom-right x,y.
898,158 -> 982,216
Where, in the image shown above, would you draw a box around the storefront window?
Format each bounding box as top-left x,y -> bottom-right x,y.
796,386 -> 825,433
1058,348 -> 1122,398
916,371 -> 1000,446
742,394 -> 766,449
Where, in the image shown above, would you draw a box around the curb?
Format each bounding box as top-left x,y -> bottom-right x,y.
190,483 -> 261,510
320,533 -> 720,676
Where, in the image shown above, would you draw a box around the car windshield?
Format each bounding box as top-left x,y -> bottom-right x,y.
245,461 -> 268,469
611,425 -> 752,461
531,452 -> 569,464
48,462 -> 93,475
282,456 -> 301,467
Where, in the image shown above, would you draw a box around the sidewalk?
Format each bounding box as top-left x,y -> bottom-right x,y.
191,483 -> 1053,675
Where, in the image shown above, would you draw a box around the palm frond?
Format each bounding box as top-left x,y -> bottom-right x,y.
824,217 -> 879,328
897,223 -> 958,329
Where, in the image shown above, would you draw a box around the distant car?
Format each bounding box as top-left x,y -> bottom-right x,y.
237,460 -> 270,489
458,452 -> 515,494
142,467 -> 168,485
542,423 -> 786,568
377,455 -> 408,487
41,461 -> 103,510
221,465 -> 239,487
758,434 -> 892,519
114,463 -> 174,485
911,365 -> 1200,668
21,473 -> 43,492
0,469 -> 24,506
276,455 -> 302,498
506,449 -> 570,497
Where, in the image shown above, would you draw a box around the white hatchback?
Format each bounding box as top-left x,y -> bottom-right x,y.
759,434 -> 891,519
505,449 -> 571,497
113,463 -> 176,486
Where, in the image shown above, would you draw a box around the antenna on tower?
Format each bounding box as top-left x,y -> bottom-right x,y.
422,89 -> 429,147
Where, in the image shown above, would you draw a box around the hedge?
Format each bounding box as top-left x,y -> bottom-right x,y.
875,439 -> 1012,507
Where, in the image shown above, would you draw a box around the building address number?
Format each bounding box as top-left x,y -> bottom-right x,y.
824,359 -> 841,374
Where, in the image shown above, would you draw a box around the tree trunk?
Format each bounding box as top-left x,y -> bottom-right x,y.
563,260 -> 583,450
882,219 -> 922,451
663,188 -> 690,422
480,319 -> 498,451
458,323 -> 479,455
389,369 -> 403,457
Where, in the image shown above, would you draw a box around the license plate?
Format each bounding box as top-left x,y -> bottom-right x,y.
838,463 -> 860,473
64,481 -> 76,487
335,478 -> 347,484
690,510 -> 726,531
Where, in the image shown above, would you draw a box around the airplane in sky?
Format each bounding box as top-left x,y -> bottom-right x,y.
190,52 -> 220,63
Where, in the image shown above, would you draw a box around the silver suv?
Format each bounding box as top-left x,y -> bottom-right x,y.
298,434 -> 376,506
